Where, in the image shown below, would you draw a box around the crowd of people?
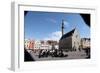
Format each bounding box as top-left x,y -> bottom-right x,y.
38,49 -> 68,58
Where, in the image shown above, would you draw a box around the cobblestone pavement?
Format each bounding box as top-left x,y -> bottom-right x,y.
27,50 -> 89,61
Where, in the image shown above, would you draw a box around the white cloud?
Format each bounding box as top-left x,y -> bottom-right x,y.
43,20 -> 69,41
64,20 -> 69,27
43,31 -> 62,41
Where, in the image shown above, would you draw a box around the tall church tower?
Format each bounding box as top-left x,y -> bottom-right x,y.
61,19 -> 64,36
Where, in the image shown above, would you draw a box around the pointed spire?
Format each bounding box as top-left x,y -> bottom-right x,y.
61,19 -> 64,36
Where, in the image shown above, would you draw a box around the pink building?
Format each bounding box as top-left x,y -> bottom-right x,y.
24,39 -> 35,50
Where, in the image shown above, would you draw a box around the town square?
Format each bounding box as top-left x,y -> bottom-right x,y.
24,11 -> 90,61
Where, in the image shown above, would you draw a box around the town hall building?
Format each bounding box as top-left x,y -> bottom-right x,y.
59,20 -> 81,51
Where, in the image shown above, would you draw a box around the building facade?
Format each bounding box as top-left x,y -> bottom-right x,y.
34,40 -> 41,50
24,39 -> 35,50
59,28 -> 80,51
25,39 -> 59,51
40,40 -> 50,49
28,40 -> 35,50
24,39 -> 30,49
81,38 -> 90,49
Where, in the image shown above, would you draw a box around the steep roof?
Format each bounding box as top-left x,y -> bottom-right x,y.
81,38 -> 90,41
60,28 -> 75,40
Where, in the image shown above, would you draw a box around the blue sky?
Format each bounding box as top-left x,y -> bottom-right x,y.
24,11 -> 90,40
